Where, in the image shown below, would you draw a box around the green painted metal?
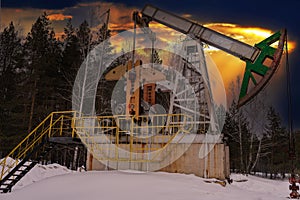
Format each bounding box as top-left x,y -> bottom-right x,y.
239,31 -> 282,100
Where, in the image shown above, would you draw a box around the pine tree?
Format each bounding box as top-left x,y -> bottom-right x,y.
224,77 -> 266,174
0,22 -> 25,154
60,19 -> 82,110
94,23 -> 111,44
93,23 -> 116,116
0,22 -> 21,131
223,101 -> 240,171
264,106 -> 289,178
76,20 -> 92,60
294,130 -> 300,170
223,101 -> 254,173
24,13 -> 62,132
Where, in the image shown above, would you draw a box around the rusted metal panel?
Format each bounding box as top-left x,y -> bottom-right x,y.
143,83 -> 156,105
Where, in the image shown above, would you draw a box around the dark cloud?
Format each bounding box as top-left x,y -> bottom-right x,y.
278,54 -> 300,129
1,0 -> 79,9
98,0 -> 300,34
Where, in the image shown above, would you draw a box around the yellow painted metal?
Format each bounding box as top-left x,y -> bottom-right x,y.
105,63 -> 127,81
74,113 -> 194,163
1,110 -> 194,181
125,60 -> 141,118
104,62 -> 166,82
0,111 -> 77,181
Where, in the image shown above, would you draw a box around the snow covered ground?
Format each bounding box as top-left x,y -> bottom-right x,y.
0,162 -> 291,200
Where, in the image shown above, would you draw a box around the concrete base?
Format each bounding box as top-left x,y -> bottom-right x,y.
86,139 -> 230,180
160,143 -> 230,179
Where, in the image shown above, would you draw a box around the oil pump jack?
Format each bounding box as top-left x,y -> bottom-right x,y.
106,3 -> 291,194
105,4 -> 287,139
110,4 -> 286,139
132,4 -> 294,197
107,2 -> 294,194
137,5 -> 285,106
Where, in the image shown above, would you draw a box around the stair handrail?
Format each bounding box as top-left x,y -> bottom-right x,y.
0,111 -> 77,181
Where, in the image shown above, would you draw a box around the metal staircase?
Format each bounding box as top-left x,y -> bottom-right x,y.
0,111 -> 77,193
0,160 -> 38,193
0,140 -> 53,193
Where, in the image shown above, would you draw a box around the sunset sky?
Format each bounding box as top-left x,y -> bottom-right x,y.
0,0 -> 299,129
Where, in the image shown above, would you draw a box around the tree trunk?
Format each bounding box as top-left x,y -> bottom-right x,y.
28,79 -> 37,133
250,138 -> 262,172
238,109 -> 244,172
246,132 -> 254,174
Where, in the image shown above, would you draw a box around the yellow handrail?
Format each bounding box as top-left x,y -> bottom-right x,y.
1,111 -> 195,181
0,111 -> 77,181
73,113 -> 194,162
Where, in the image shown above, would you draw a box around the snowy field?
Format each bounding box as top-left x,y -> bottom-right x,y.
0,162 -> 291,200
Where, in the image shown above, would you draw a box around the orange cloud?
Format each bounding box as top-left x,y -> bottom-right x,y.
78,2 -> 135,27
47,13 -> 72,21
196,23 -> 296,104
181,14 -> 192,18
54,31 -> 65,40
205,23 -> 296,53
109,22 -> 133,33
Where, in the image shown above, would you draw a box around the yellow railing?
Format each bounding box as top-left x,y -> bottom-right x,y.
1,111 -> 194,180
0,111 -> 76,181
74,113 -> 194,162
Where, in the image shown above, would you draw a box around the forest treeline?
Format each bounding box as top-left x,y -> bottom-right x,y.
222,79 -> 299,178
0,13 -> 114,155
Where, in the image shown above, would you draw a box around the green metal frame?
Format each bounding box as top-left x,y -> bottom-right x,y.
239,31 -> 282,102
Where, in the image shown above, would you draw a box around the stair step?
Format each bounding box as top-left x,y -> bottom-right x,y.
15,173 -> 27,177
0,183 -> 9,186
2,179 -> 13,183
23,162 -> 37,165
11,174 -> 23,177
7,178 -> 18,181
0,183 -> 12,186
22,164 -> 32,167
0,188 -> 11,193
3,176 -> 22,183
15,169 -> 28,173
16,169 -> 30,172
